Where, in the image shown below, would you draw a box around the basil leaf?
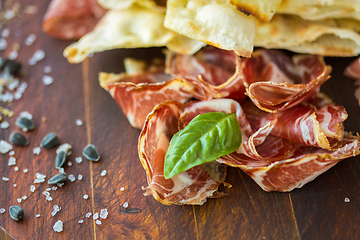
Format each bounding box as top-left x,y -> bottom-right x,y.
164,112 -> 241,179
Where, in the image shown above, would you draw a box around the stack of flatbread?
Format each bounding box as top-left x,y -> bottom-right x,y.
63,0 -> 360,63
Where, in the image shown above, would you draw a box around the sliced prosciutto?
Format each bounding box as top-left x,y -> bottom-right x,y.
344,57 -> 360,80
166,46 -> 246,100
138,101 -> 227,205
100,70 -> 194,129
241,49 -> 332,112
42,0 -> 106,40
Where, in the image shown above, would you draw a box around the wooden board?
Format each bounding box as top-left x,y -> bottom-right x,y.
1,1 -> 360,239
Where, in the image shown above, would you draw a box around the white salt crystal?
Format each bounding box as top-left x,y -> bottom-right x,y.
1,29 -> 10,38
30,185 -> 35,192
36,173 -> 46,179
46,196 -> 53,201
0,121 -> 10,129
76,119 -> 83,126
42,75 -> 53,85
123,202 -> 128,208
78,175 -> 83,181
95,220 -> 102,225
13,184 -> 16,187
8,156 -> 16,166
59,168 -> 65,174
75,157 -> 82,164
83,194 -> 89,200
33,146 -> 41,155
42,191 -> 50,197
9,150 -> 15,156
17,198 -> 22,203
100,209 -> 108,219
68,174 -> 76,182
0,38 -> 7,51
53,220 -> 63,233
8,50 -> 18,60
345,197 -> 350,203
22,196 -> 27,200
34,178 -> 45,184
2,177 -> 9,181
120,187 -> 125,191
85,212 -> 92,218
52,186 -> 57,191
33,49 -> 45,61
43,65 -> 52,73
0,140 -> 12,154
93,213 -> 99,220
51,205 -> 60,216
78,220 -> 84,224
7,79 -> 19,90
20,111 -> 33,119
0,208 -> 5,213
45,188 -> 51,191
14,166 -> 19,172
4,10 -> 15,20
23,168 -> 28,173
57,183 -> 64,187
67,161 -> 72,167
36,214 -> 40,217
28,58 -> 36,66
100,170 -> 107,177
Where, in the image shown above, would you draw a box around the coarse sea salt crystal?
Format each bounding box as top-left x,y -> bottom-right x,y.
4,10 -> 15,20
17,198 -> 22,203
78,220 -> 84,224
9,150 -> 15,156
25,34 -> 36,46
93,213 -> 99,220
120,187 -> 125,191
83,194 -> 89,200
30,185 -> 35,192
52,186 -> 57,191
53,220 -> 63,233
36,214 -> 40,217
51,205 -> 60,216
43,65 -> 52,73
46,196 -> 53,201
59,168 -> 65,174
2,177 -> 9,181
36,173 -> 46,179
43,191 -> 50,197
95,220 -> 102,225
13,184 -> 16,187
34,178 -> 45,183
42,75 -> 53,85
1,29 -> 10,38
46,188 -> 51,191
0,208 -> 5,213
75,157 -> 82,164
33,146 -> 41,155
100,170 -> 107,177
67,161 -> 72,167
0,121 -> 10,129
8,156 -> 16,166
8,50 -> 18,60
345,197 -> 350,203
78,175 -> 83,181
14,166 -> 19,172
68,174 -> 76,182
23,168 -> 28,173
76,119 -> 83,126
100,209 -> 108,219
123,202 -> 129,208
33,49 -> 45,61
0,38 -> 7,50
22,196 -> 27,200
85,212 -> 92,218
0,140 -> 12,154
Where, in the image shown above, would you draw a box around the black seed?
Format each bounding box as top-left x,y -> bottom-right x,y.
16,117 -> 35,131
82,144 -> 100,161
55,151 -> 67,169
9,132 -> 29,146
41,132 -> 59,149
0,57 -> 10,69
48,173 -> 67,184
9,205 -> 24,221
4,60 -> 22,76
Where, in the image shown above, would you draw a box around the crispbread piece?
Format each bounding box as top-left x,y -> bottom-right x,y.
230,0 -> 282,22
164,0 -> 255,57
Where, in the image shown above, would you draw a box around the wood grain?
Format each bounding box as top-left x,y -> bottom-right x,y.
1,1 -> 360,240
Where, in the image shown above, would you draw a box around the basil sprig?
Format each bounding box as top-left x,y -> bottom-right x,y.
164,112 -> 241,179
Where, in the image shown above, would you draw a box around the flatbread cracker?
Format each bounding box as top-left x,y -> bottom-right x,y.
230,0 -> 282,22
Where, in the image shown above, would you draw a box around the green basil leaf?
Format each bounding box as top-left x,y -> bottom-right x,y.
164,112 -> 241,179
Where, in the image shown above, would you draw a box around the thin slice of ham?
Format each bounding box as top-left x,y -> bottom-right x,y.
138,101 -> 227,205
42,0 -> 106,40
241,49 -> 332,112
344,57 -> 360,80
166,46 -> 246,100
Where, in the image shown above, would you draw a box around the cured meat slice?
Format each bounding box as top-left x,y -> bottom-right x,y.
166,46 -> 246,100
100,71 -> 194,129
344,57 -> 360,79
241,49 -> 332,112
138,101 -> 227,205
42,0 -> 106,40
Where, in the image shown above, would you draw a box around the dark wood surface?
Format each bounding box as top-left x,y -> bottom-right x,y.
1,1 -> 360,240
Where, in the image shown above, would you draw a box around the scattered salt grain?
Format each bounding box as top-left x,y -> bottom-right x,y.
0,140 -> 12,154
53,220 -> 63,233
28,58 -> 36,65
100,170 -> 107,177
76,119 -> 83,126
100,209 -> 108,219
46,188 -> 51,191
120,187 -> 125,191
57,183 -> 64,187
30,185 -> 35,192
0,208 -> 5,214
17,198 -> 22,203
123,202 -> 129,208
1,29 -> 10,38
36,214 -> 40,217
78,175 -> 83,181
14,166 -> 19,172
8,50 -> 18,60
22,196 -> 27,200
42,75 -> 53,85
13,184 -> 16,187
34,173 -> 46,183
33,146 -> 41,155
85,212 -> 92,218
25,34 -> 36,46
83,194 -> 89,200
0,121 -> 9,129
68,174 -> 76,182
36,173 -> 46,179
42,191 -> 50,197
67,161 -> 72,167
4,10 -> 15,20
23,168 -> 28,173
20,111 -> 33,119
59,168 -> 65,174
2,177 -> 9,181
8,156 -> 16,166
46,196 -> 53,201
0,38 -> 7,50
33,49 -> 45,61
51,205 -> 60,216
52,186 -> 57,191
78,220 -> 84,224
43,65 -> 52,73
75,157 -> 82,164
95,220 -> 102,225
345,197 -> 350,203
9,150 -> 15,156
93,213 -> 99,220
